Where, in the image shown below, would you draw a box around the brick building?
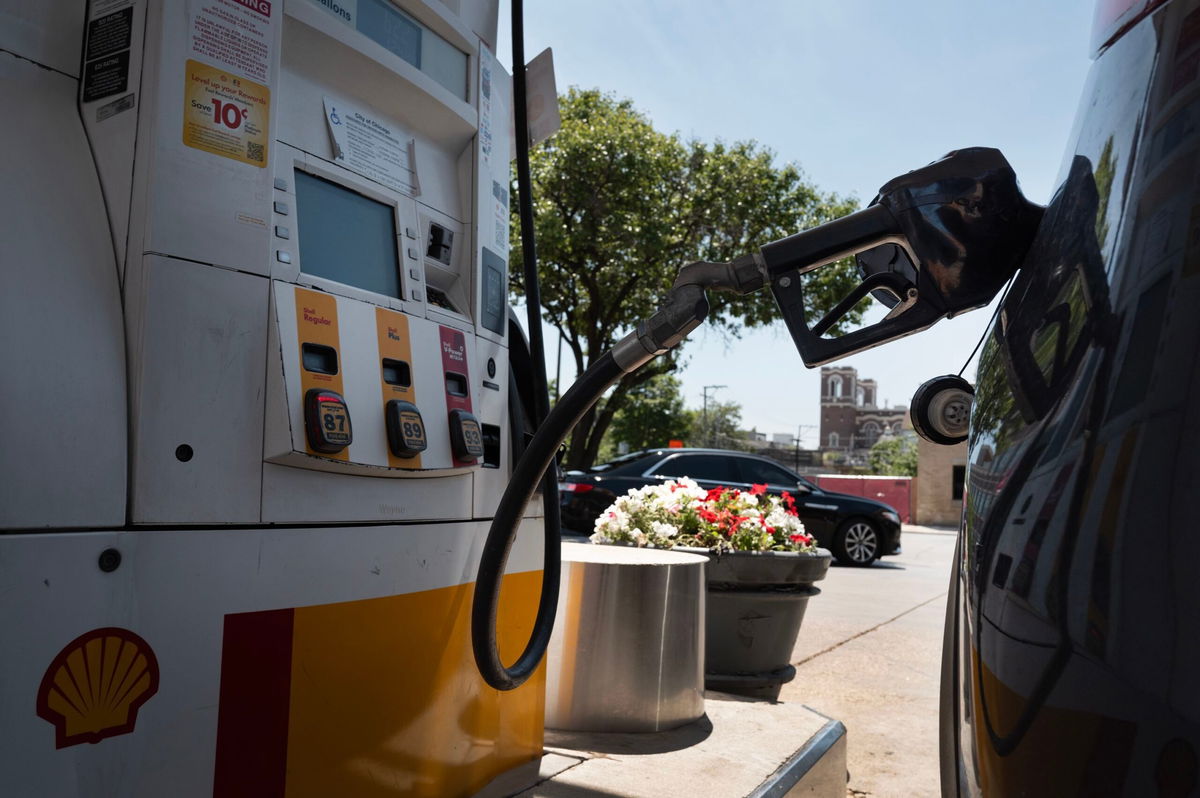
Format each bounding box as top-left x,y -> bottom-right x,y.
818,366 -> 908,457
914,435 -> 968,525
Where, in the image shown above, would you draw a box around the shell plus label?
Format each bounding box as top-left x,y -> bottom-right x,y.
183,59 -> 270,167
376,308 -> 422,467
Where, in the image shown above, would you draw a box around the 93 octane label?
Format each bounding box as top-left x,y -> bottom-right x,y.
460,419 -> 483,456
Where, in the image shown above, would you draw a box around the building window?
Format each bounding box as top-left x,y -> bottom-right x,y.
861,421 -> 880,447
828,432 -> 839,448
829,375 -> 842,398
952,465 -> 966,501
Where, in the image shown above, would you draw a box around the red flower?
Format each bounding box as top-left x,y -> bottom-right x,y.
705,487 -> 726,502
782,491 -> 798,516
750,483 -> 767,495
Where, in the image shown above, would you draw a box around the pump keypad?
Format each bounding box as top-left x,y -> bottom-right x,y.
305,389 -> 353,454
449,409 -> 484,461
386,400 -> 427,458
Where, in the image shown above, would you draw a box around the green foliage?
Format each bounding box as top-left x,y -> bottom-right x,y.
513,88 -> 863,468
1093,136 -> 1116,251
690,399 -> 745,451
608,373 -> 694,451
868,434 -> 918,477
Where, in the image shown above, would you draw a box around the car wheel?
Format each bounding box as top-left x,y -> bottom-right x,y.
834,518 -> 880,567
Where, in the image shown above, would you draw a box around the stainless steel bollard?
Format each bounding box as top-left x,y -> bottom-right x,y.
545,543 -> 707,733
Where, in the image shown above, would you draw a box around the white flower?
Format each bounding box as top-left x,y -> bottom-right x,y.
651,520 -> 680,539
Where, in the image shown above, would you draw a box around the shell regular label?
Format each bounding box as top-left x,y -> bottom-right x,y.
183,59 -> 270,167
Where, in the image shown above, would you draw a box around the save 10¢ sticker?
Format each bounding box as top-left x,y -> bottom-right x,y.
182,59 -> 270,167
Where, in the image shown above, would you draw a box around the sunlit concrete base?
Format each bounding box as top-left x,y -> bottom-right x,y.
475,693 -> 847,798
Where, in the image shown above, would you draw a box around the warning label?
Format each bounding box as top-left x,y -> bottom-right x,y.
182,60 -> 270,167
82,50 -> 130,103
86,7 -> 133,60
189,0 -> 272,83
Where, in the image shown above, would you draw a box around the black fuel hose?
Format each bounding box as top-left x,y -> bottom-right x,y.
469,0 -> 566,692
472,351 -> 624,690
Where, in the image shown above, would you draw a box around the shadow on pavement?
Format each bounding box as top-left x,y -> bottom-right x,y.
545,714 -> 714,755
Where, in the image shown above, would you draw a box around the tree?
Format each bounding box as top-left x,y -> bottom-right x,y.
868,434 -> 918,477
690,399 -> 745,451
608,373 -> 693,452
512,88 -> 864,469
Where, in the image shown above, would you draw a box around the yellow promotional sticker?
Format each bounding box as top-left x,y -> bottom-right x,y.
182,59 -> 270,167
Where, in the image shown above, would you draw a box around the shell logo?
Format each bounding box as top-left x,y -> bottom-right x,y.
36,628 -> 160,748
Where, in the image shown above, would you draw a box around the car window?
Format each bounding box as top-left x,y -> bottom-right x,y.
591,453 -> 660,475
652,454 -> 739,482
735,458 -> 800,487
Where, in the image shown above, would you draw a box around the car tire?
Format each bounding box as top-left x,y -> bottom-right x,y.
833,518 -> 881,567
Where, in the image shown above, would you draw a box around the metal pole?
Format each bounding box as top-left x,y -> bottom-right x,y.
554,332 -> 562,402
701,385 -> 726,448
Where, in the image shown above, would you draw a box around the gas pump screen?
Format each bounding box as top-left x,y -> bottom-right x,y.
295,171 -> 401,300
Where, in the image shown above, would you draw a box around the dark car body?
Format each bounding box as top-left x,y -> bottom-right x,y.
559,448 -> 902,565
941,1 -> 1200,794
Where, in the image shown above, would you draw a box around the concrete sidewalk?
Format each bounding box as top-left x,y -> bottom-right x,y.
489,527 -> 958,797
784,529 -> 957,797
480,695 -> 846,798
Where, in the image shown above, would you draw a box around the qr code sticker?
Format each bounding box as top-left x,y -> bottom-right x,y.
246,140 -> 265,163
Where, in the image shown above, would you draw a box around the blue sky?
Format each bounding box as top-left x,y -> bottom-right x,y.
498,1 -> 1097,446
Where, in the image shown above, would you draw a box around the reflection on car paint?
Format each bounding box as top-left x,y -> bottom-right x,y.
948,4 -> 1200,795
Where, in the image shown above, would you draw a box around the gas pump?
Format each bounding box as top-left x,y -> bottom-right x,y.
1,1 -> 551,795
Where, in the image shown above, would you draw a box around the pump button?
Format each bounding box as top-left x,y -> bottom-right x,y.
274,201 -> 289,215
386,400 -> 427,458
273,177 -> 289,191
449,409 -> 484,461
304,389 -> 352,454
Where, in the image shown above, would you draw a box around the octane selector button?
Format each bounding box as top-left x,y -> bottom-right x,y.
386,400 -> 428,458
304,389 -> 353,454
449,409 -> 484,461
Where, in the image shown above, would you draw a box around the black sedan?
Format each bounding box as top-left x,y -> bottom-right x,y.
558,448 -> 902,566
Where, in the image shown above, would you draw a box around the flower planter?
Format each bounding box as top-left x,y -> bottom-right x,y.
682,547 -> 832,699
589,477 -> 829,700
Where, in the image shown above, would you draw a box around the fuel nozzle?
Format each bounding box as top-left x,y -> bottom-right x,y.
763,147 -> 1043,366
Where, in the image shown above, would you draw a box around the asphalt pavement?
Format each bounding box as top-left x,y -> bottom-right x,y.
779,526 -> 958,797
